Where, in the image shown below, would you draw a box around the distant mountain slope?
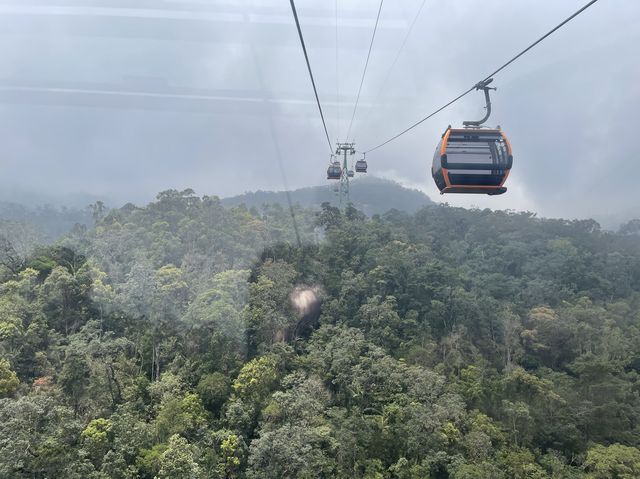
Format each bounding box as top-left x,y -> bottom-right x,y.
222,176 -> 433,216
0,201 -> 92,242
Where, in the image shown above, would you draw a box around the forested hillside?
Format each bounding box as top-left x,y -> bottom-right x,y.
0,201 -> 92,242
222,176 -> 433,216
1,188 -> 640,478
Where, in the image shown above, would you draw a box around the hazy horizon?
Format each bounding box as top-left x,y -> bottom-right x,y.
0,174 -> 634,232
1,0 -> 638,228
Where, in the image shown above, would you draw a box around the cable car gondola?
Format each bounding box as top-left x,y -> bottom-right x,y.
355,156 -> 367,173
347,169 -> 355,178
431,79 -> 513,195
432,127 -> 512,195
327,161 -> 342,180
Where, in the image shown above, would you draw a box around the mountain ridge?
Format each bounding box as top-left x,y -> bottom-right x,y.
221,176 -> 433,216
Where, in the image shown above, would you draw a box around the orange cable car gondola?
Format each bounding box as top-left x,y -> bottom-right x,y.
432,79 -> 513,195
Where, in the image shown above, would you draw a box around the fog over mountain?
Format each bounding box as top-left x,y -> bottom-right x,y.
0,1 -> 638,226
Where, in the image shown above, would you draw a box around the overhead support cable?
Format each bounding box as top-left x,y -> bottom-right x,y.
270,118 -> 302,248
335,0 -> 341,139
247,38 -> 302,247
363,0 -> 600,154
346,0 -> 384,141
288,0 -> 333,152
360,0 -> 427,131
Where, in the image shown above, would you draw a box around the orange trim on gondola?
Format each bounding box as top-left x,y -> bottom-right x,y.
444,185 -> 504,190
446,128 -> 502,135
498,170 -> 510,187
437,127 -> 512,194
440,128 -> 452,156
440,185 -> 501,194
500,131 -> 513,156
442,167 -> 452,188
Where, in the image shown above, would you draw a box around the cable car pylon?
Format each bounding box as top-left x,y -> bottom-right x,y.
336,142 -> 355,207
326,142 -> 368,208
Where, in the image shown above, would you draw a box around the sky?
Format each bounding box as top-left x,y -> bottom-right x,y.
0,0 -> 638,227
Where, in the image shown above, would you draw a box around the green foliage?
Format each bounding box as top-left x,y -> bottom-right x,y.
155,393 -> 209,442
196,372 -> 231,413
1,193 -> 640,477
155,434 -> 202,479
212,429 -> 246,478
137,442 -> 168,478
496,447 -> 549,478
0,359 -> 19,397
245,260 -> 298,351
59,351 -> 90,412
584,443 -> 640,478
81,418 -> 113,465
0,396 -> 85,477
232,355 -> 280,402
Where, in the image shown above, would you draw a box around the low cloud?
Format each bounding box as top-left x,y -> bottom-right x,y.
0,0 -> 636,226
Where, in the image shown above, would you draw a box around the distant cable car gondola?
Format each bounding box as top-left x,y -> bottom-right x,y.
347,169 -> 355,178
432,79 -> 513,195
327,161 -> 342,180
355,155 -> 367,173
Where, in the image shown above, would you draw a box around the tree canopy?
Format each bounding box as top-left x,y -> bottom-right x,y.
1,192 -> 639,478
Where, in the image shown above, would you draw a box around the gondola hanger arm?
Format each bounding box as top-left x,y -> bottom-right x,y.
463,78 -> 496,127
